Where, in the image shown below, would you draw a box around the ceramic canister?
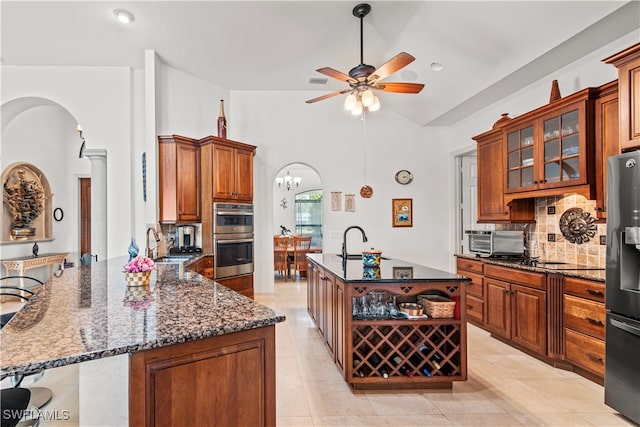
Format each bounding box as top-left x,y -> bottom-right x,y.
362,249 -> 382,266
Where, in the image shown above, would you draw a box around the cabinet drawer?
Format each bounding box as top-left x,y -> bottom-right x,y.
564,295 -> 606,340
456,258 -> 484,274
565,328 -> 605,377
564,277 -> 605,302
202,256 -> 214,267
457,270 -> 483,297
485,264 -> 546,290
466,294 -> 484,324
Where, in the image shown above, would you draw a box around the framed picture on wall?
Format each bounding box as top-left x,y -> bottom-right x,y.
392,198 -> 412,227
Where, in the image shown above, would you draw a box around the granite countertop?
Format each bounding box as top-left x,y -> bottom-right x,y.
308,253 -> 469,283
0,256 -> 285,378
456,253 -> 606,282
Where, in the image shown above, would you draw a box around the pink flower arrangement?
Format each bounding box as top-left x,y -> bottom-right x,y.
124,256 -> 155,273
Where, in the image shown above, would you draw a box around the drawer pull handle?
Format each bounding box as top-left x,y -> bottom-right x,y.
586,289 -> 604,296
586,354 -> 603,363
586,317 -> 604,326
466,305 -> 473,309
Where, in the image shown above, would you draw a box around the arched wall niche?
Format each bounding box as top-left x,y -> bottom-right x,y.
1,96 -> 88,259
1,161 -> 53,242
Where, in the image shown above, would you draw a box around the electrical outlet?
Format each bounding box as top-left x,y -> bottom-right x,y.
547,206 -> 556,215
547,233 -> 556,242
600,235 -> 606,245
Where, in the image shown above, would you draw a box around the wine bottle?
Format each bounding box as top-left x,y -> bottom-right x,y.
217,99 -> 227,139
392,355 -> 413,377
369,353 -> 389,378
353,358 -> 365,378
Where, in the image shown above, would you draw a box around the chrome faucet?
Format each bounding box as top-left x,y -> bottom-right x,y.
146,226 -> 160,259
341,226 -> 368,259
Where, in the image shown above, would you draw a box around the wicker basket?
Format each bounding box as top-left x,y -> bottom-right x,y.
124,271 -> 151,287
418,295 -> 455,319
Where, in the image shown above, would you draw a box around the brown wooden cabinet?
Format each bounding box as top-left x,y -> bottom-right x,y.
594,81 -> 620,220
563,276 -> 606,380
191,256 -> 214,279
474,125 -> 534,223
456,257 -> 485,326
217,275 -> 254,299
211,139 -> 255,202
484,264 -> 547,356
308,257 -> 467,390
129,327 -> 276,427
604,43 -> 640,151
158,135 -> 201,223
502,88 -> 598,202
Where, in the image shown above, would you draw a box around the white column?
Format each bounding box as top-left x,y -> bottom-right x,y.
79,354 -> 128,426
83,149 -> 107,261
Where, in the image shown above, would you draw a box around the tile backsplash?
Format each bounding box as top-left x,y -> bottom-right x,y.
497,195 -> 606,268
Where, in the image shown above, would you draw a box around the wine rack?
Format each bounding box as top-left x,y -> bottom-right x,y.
347,282 -> 466,389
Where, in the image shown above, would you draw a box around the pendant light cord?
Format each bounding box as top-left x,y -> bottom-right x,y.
362,111 -> 367,184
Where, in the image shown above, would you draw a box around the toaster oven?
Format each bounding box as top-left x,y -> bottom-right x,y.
466,230 -> 524,256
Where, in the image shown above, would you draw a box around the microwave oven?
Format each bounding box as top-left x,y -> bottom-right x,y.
466,230 -> 524,256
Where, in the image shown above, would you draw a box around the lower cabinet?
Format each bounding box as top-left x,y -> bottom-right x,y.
217,275 -> 254,299
129,327 -> 275,427
309,258 -> 467,390
563,276 -> 606,379
484,265 -> 547,356
190,256 -> 214,279
456,258 -> 485,326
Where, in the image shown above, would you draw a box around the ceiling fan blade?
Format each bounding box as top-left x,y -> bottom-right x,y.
368,52 -> 415,82
374,82 -> 425,94
316,67 -> 357,84
305,89 -> 351,104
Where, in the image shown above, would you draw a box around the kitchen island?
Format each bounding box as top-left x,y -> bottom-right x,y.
0,256 -> 285,426
306,253 -> 470,390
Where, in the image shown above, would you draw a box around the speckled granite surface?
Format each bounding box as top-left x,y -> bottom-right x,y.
0,256 -> 285,378
456,254 -> 606,282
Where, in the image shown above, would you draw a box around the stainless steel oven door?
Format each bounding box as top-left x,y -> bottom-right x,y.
214,233 -> 254,279
213,203 -> 254,234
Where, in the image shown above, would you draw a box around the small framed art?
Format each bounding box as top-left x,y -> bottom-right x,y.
392,198 -> 412,227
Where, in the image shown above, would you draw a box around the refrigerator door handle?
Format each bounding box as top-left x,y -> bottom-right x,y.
611,318 -> 640,337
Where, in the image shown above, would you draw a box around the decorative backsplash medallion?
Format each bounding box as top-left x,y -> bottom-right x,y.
559,207 -> 597,244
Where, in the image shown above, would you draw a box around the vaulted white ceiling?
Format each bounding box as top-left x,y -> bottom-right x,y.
2,1 -> 638,126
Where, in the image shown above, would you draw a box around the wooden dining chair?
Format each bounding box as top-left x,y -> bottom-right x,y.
292,236 -> 312,279
273,236 -> 290,281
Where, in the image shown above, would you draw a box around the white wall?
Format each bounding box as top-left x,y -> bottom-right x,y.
1,66 -> 132,264
231,91 -> 454,292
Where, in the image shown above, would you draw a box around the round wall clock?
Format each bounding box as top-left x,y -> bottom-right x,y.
395,169 -> 413,185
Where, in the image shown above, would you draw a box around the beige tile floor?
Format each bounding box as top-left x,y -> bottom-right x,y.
2,277 -> 637,426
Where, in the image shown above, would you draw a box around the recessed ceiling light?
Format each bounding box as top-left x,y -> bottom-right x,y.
430,62 -> 444,72
113,9 -> 134,24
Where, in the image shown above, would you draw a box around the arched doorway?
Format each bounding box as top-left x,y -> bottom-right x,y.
272,163 -> 323,280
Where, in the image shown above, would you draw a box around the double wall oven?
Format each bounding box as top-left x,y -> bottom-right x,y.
213,203 -> 254,280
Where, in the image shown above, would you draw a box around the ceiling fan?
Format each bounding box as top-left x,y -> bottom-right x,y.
305,3 -> 425,113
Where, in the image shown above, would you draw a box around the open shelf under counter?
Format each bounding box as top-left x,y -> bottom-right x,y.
307,253 -> 470,390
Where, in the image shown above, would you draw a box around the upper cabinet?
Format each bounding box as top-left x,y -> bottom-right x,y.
594,81 -> 619,220
604,43 -> 640,152
158,135 -> 201,224
502,88 -> 598,202
209,138 -> 255,202
473,115 -> 534,223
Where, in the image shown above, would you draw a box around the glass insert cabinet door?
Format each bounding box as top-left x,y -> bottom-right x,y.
506,125 -> 535,190
542,109 -> 580,184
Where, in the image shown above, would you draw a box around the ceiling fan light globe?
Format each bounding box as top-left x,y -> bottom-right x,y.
368,96 -> 381,112
361,89 -> 374,107
344,94 -> 357,111
351,101 -> 363,115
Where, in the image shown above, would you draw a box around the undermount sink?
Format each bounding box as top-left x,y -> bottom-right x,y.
153,255 -> 193,264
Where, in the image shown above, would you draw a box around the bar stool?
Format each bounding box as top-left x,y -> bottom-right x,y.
1,277 -> 53,414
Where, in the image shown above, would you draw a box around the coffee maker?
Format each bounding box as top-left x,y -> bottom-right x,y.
173,225 -> 200,253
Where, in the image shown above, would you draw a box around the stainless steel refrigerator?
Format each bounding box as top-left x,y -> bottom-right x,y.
605,150 -> 640,424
